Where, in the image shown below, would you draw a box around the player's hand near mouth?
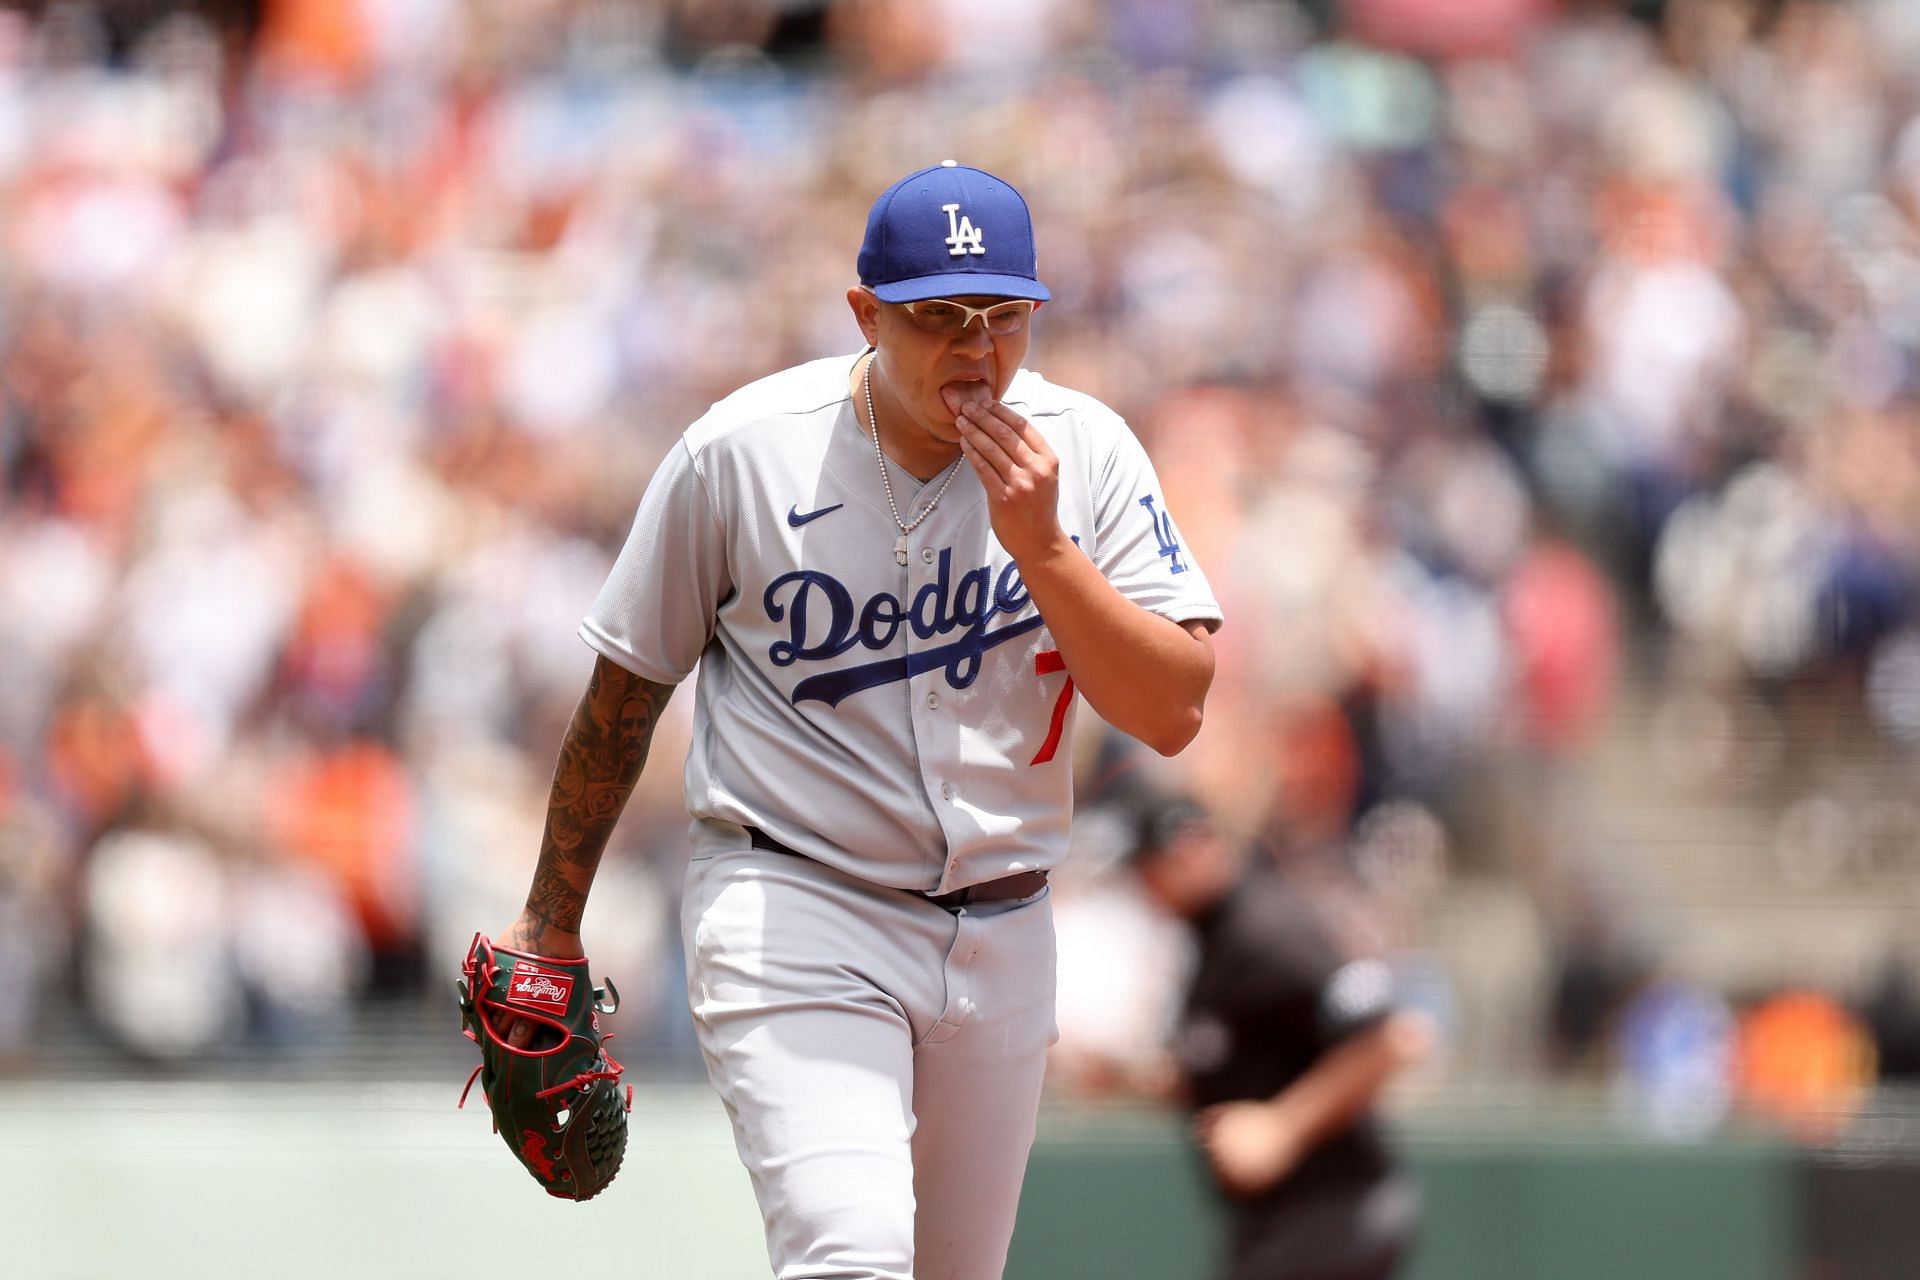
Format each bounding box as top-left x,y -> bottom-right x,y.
954,389 -> 1215,759
951,390 -> 1061,565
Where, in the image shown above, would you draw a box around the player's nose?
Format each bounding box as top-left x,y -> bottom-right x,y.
949,320 -> 994,355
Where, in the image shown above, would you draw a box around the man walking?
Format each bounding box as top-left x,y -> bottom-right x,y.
492,161 -> 1221,1279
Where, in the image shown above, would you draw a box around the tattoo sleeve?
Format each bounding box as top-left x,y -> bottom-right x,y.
520,654 -> 675,939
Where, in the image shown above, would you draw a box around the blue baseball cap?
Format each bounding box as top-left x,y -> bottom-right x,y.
857,161 -> 1051,304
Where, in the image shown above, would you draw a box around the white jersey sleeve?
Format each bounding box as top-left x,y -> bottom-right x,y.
579,438 -> 731,684
1088,416 -> 1220,630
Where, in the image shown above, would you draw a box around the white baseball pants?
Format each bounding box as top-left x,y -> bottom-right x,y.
681,842 -> 1057,1280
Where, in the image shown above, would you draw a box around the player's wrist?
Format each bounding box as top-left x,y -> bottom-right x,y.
501,914 -> 586,959
1005,527 -> 1080,573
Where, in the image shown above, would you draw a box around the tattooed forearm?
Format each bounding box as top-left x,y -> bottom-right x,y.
524,861 -> 588,939
518,655 -> 675,938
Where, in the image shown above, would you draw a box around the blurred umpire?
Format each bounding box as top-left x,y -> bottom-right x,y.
1126,795 -> 1434,1280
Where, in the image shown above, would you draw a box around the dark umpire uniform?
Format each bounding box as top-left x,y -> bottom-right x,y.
1129,797 -> 1429,1280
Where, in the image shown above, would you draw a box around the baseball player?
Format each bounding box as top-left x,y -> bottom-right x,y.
491,161 -> 1222,1278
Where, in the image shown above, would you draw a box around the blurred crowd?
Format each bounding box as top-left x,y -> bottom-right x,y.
2,0 -> 1919,1139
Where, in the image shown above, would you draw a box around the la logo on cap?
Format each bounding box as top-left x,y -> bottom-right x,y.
937,159 -> 985,259
943,203 -> 985,258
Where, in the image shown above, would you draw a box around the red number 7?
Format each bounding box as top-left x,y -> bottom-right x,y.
1030,649 -> 1074,766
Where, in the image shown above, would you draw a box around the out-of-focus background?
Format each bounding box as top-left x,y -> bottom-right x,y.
3,0 -> 1919,1276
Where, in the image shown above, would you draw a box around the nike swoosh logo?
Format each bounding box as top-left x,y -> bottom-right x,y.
787,503 -> 844,527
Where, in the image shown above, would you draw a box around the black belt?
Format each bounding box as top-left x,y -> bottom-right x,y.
746,828 -> 1048,911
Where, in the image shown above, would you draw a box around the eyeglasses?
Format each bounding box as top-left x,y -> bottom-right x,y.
893,295 -> 1037,338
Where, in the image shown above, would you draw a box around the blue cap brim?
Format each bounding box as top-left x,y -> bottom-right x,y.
870,272 -> 1052,304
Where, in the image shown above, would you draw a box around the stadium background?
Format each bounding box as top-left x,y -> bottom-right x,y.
3,0 -> 1919,1275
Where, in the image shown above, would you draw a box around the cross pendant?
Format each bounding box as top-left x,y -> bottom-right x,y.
894,534 -> 908,566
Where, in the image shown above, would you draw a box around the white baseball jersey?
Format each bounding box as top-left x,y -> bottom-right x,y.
581,351 -> 1221,894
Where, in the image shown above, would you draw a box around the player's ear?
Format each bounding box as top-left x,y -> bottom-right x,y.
848,286 -> 880,345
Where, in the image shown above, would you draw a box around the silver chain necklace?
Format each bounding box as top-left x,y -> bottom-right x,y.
865,356 -> 964,566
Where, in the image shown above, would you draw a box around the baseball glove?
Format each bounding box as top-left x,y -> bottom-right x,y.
457,932 -> 632,1201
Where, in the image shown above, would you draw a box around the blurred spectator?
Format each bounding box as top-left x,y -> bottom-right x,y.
230,851 -> 367,1054
81,824 -> 239,1063
265,734 -> 418,988
1609,975 -> 1736,1139
1862,950 -> 1920,1083
1544,900 -> 1646,1079
1733,987 -> 1876,1143
0,783 -> 65,1072
1502,534 -> 1618,753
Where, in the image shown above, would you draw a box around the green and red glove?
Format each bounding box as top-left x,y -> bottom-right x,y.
457,933 -> 631,1201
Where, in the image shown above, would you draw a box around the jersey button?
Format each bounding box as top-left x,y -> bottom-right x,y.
921,547 -> 935,564
926,692 -> 940,710
941,783 -> 954,800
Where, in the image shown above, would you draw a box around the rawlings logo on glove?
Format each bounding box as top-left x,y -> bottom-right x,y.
507,971 -> 574,1013
457,933 -> 632,1201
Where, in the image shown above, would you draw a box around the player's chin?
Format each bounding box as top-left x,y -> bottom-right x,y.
926,409 -> 966,438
